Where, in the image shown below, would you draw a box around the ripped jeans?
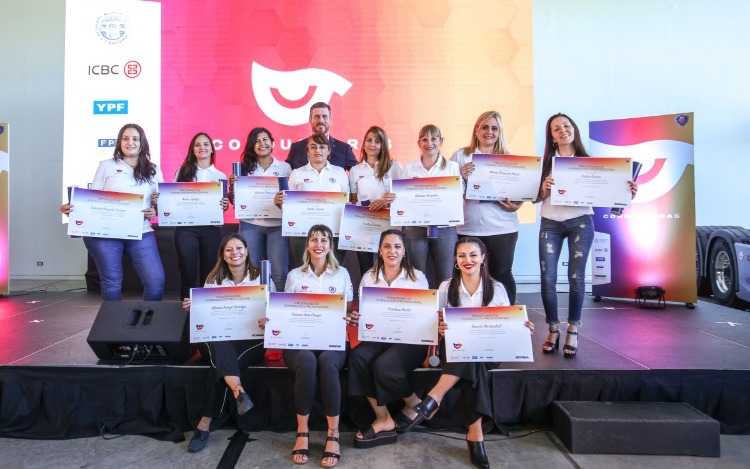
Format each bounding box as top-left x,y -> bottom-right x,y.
538,215 -> 594,326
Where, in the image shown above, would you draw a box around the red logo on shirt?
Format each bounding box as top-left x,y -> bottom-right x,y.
272,330 -> 281,336
196,325 -> 204,330
397,211 -> 404,215
329,178 -> 336,183
557,189 -> 567,195
452,343 -> 463,350
304,178 -> 312,182
116,169 -> 123,173
365,324 -> 374,329
358,175 -> 365,179
75,220 -> 84,225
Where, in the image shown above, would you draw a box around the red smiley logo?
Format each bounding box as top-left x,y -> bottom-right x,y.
288,221 -> 295,226
240,205 -> 247,209
163,212 -> 170,217
453,343 -> 463,349
397,211 -> 404,215
196,325 -> 204,330
473,185 -> 481,189
557,189 -> 567,195
75,220 -> 84,225
272,330 -> 280,336
365,324 -> 374,329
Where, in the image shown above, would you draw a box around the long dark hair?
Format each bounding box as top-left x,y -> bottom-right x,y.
240,127 -> 274,175
359,126 -> 393,180
447,237 -> 495,307
368,229 -> 418,284
113,123 -> 156,184
176,132 -> 216,182
540,113 -> 589,182
205,234 -> 259,285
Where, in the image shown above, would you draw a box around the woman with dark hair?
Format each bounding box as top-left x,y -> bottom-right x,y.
229,127 -> 292,291
402,237 -> 534,469
347,229 -> 428,449
60,123 -> 164,301
536,113 -> 637,357
275,224 -> 354,467
275,134 -> 350,269
348,127 -> 402,275
173,132 -> 229,300
452,111 -> 522,304
181,233 -> 275,453
384,124 -> 460,288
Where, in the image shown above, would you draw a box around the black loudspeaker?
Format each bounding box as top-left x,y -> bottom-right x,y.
87,301 -> 190,361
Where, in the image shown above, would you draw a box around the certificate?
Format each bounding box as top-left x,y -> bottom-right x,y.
551,157 -> 632,208
67,187 -> 145,240
337,205 -> 392,253
281,191 -> 347,237
465,154 -> 542,202
389,176 -> 464,226
443,305 -> 533,362
263,292 -> 347,350
189,285 -> 269,343
234,176 -> 282,219
157,182 -> 224,226
358,287 -> 439,345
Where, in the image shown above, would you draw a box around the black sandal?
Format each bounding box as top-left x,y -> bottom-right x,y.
291,432 -> 309,465
542,328 -> 560,354
321,433 -> 340,468
413,395 -> 440,421
563,330 -> 578,358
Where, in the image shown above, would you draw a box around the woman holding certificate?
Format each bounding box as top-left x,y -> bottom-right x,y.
536,113 -> 637,357
387,124 -> 460,288
274,133 -> 350,269
451,111 -> 522,305
182,233 -> 274,453
347,229 -> 428,448
282,224 -> 354,467
349,126 -> 402,275
60,123 -> 164,301
229,127 -> 292,292
403,237 -> 533,469
173,132 -> 230,300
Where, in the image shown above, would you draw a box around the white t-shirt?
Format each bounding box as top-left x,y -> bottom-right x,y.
540,153 -> 594,222
285,265 -> 354,301
239,157 -> 292,227
91,158 -> 164,233
451,149 -> 520,236
349,160 -> 402,204
289,162 -> 350,193
437,278 -> 509,309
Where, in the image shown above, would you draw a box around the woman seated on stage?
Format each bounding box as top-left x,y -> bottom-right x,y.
347,229 -> 429,449
400,237 -> 534,469
273,224 -> 354,467
60,123 -> 164,301
181,233 -> 275,453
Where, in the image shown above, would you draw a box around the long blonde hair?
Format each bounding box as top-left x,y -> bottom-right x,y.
300,224 -> 340,274
463,111 -> 509,155
418,124 -> 446,170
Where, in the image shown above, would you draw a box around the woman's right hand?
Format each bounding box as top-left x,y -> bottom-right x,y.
182,298 -> 191,312
273,190 -> 286,208
258,317 -> 268,330
539,176 -> 554,199
460,162 -> 474,180
229,174 -> 238,185
60,204 -> 72,215
438,310 -> 447,337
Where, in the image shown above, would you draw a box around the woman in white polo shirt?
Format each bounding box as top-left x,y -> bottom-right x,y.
348,126 -> 402,275
452,111 -> 522,305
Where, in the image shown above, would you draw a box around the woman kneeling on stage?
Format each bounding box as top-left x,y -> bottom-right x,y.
181,233 -> 275,453
401,237 -> 534,469
348,229 -> 429,448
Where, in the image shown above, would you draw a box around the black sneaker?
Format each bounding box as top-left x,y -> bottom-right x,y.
188,429 -> 209,453
236,391 -> 254,415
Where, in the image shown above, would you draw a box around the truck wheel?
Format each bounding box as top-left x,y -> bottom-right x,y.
709,238 -> 738,305
696,238 -> 710,295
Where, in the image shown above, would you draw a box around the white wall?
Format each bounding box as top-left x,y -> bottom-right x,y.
2,0 -> 748,280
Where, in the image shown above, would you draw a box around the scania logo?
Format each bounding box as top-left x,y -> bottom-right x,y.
251,62 -> 352,126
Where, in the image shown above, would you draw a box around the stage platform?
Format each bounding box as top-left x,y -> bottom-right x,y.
1,289 -> 749,441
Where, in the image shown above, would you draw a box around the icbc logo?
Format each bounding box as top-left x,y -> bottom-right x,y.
88,60 -> 141,78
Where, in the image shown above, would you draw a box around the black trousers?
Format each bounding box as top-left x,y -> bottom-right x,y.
476,231 -> 518,305
283,349 -> 347,417
200,339 -> 264,420
174,225 -> 222,300
439,340 -> 497,425
348,342 -> 427,406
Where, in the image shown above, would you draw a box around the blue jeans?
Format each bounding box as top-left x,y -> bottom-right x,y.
239,222 -> 289,292
538,215 -> 594,325
403,226 -> 457,289
83,232 -> 164,301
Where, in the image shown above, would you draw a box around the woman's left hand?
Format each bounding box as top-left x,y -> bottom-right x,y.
437,310 -> 447,337
143,206 -> 157,220
524,320 -> 534,334
220,197 -> 229,211
628,180 -> 638,199
346,310 -> 360,327
258,317 -> 268,330
497,198 -> 522,212
150,192 -> 159,206
368,198 -> 387,211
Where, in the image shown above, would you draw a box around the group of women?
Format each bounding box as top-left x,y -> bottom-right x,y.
60,110 -> 637,469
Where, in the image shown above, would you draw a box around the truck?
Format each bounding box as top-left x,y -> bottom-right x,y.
696,226 -> 750,307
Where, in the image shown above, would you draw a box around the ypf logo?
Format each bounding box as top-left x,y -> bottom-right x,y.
251,62 -> 352,126
95,12 -> 128,45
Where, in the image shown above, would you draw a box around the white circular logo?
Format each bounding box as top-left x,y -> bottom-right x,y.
95,12 -> 128,45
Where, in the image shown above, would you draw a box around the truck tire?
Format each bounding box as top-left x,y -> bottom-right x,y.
709,238 -> 738,305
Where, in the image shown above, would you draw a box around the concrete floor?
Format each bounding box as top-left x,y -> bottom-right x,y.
0,429 -> 748,469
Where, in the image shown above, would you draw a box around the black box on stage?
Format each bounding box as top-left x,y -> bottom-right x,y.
87,301 -> 190,361
552,401 -> 720,457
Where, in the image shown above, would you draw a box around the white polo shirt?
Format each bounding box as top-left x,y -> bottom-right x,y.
205,273 -> 277,291
289,162 -> 350,193
91,158 -> 164,233
360,267 -> 428,290
239,157 -> 292,227
174,164 -> 227,183
451,149 -> 520,236
285,265 -> 354,301
437,278 -> 509,309
401,155 -> 460,179
349,161 -> 402,204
